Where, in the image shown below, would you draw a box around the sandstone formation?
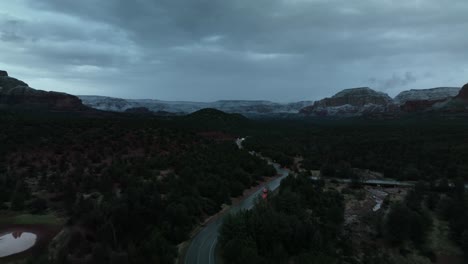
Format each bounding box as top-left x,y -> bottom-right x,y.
456,83 -> 468,101
0,71 -> 87,111
300,87 -> 394,116
394,87 -> 460,104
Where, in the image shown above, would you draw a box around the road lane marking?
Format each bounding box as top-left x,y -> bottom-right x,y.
209,238 -> 218,264
197,231 -> 211,264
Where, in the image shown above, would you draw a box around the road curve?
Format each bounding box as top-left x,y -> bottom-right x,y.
184,140 -> 290,264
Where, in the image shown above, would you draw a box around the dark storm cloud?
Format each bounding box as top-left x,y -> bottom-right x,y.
1,0 -> 468,101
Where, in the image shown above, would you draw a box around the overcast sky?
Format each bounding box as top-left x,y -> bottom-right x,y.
1,0 -> 468,102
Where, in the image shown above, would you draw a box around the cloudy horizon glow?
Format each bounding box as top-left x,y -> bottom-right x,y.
1,0 -> 468,102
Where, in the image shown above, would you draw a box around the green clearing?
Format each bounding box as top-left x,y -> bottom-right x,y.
0,213 -> 64,226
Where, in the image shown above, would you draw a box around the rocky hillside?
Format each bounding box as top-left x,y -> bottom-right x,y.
431,83 -> 468,112
79,95 -> 134,111
400,99 -> 444,112
183,108 -> 249,128
78,83 -> 468,117
79,96 -> 313,116
124,107 -> 153,114
0,70 -> 9,77
0,71 -> 87,111
457,83 -> 468,101
394,87 -> 460,104
300,87 -> 395,116
322,87 -> 392,106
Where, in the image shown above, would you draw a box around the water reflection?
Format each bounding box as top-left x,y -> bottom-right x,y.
0,231 -> 37,257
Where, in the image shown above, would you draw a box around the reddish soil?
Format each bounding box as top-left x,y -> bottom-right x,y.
436,255 -> 463,264
197,131 -> 236,141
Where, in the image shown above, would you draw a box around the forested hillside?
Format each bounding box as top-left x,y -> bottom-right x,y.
239,118 -> 468,263
243,119 -> 468,181
0,110 -> 275,263
2,110 -> 468,264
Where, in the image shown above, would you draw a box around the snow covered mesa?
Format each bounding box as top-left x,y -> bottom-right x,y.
78,96 -> 313,115
394,87 -> 460,104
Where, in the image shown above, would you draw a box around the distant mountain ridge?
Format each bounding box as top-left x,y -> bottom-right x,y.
80,83 -> 468,118
79,95 -> 314,116
303,85 -> 468,116
3,69 -> 465,117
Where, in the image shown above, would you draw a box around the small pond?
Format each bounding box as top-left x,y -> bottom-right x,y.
0,231 -> 37,258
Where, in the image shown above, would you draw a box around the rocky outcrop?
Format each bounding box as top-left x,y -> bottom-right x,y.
0,71 -> 87,111
393,85 -> 468,113
316,87 -> 392,107
456,83 -> 468,101
0,74 -> 29,90
425,83 -> 468,112
395,87 -> 460,104
0,70 -> 8,77
400,99 -> 444,112
300,87 -> 394,116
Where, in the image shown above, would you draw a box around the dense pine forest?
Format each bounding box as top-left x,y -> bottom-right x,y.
0,110 -> 275,263
243,118 -> 468,181
238,118 -> 468,263
1,110 -> 468,264
219,175 -> 345,263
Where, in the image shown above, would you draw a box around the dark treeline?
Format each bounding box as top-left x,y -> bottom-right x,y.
240,118 -> 468,263
2,111 -> 468,263
219,175 -> 345,264
367,180 -> 468,263
219,176 -> 468,263
0,111 -> 276,263
243,118 -> 468,181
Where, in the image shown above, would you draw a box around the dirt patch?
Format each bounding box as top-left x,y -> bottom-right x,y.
341,184 -> 408,259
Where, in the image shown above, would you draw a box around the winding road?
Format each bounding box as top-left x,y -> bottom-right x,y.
183,138 -> 467,264
184,139 -> 290,264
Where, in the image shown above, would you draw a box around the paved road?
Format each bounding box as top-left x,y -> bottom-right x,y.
184,140 -> 290,264
184,139 -> 468,264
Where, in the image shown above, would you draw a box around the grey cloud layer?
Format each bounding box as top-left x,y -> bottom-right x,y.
1,0 -> 467,101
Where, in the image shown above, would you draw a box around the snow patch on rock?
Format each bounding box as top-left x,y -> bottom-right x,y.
79,96 -> 314,115
394,87 -> 460,104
